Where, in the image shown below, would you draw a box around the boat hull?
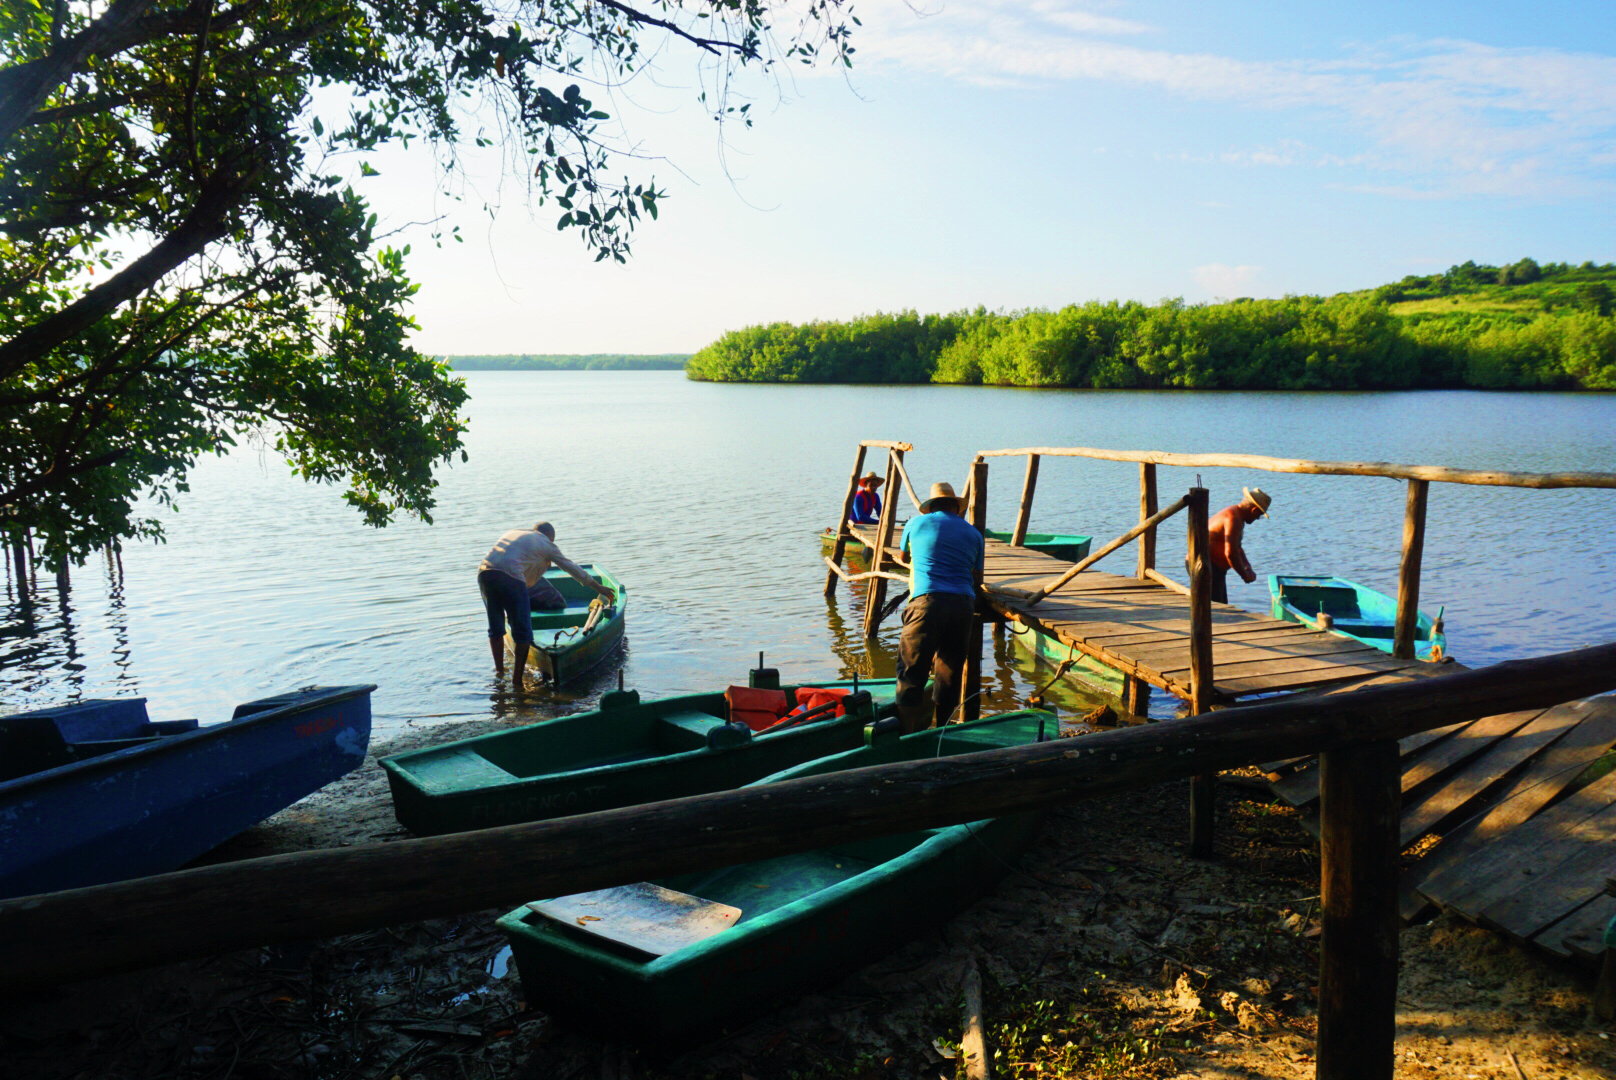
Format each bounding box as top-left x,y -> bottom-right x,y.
1008,621 -> 1127,698
383,681 -> 896,836
0,686 -> 373,899
497,710 -> 1052,1040
1268,575 -> 1447,661
505,564 -> 627,686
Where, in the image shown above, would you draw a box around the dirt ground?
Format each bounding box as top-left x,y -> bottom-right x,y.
3,722 -> 1613,1080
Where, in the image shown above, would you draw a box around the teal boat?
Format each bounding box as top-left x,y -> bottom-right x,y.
496,709 -> 1054,1040
506,564 -> 627,686
1269,575 -> 1447,661
820,528 -> 1091,565
382,680 -> 896,835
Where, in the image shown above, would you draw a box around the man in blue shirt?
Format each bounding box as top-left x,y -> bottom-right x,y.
896,481 -> 985,733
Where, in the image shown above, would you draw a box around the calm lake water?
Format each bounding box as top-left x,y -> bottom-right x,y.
3,373 -> 1614,733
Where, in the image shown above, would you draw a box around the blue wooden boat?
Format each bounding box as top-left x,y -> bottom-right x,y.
0,685 -> 373,899
496,708 -> 1053,1039
1269,575 -> 1446,661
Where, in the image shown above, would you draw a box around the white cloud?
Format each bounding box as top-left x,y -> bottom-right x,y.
1193,263 -> 1262,297
852,1 -> 1616,197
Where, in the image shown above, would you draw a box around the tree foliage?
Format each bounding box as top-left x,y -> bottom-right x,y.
686,261 -> 1616,392
1,0 -> 855,566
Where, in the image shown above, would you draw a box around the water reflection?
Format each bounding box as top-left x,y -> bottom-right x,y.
1,376 -> 1612,734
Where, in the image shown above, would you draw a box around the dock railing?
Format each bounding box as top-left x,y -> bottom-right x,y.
2,642 -> 1614,1080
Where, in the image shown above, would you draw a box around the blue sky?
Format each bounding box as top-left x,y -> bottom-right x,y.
364,0 -> 1616,355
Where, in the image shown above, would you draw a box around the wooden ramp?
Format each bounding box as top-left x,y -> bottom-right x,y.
963,535 -> 1427,702
1265,678 -> 1616,960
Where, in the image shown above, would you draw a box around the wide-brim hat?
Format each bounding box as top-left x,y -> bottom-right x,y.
921,481 -> 962,513
1242,487 -> 1272,517
859,471 -> 886,489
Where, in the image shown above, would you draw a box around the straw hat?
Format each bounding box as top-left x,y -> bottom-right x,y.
858,471 -> 886,489
1242,487 -> 1272,517
921,481 -> 962,513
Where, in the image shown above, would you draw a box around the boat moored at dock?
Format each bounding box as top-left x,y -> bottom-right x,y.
1269,575 -> 1447,661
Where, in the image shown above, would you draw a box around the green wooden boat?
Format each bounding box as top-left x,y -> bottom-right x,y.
504,564 -> 627,686
820,528 -> 1091,566
1269,574 -> 1448,662
496,708 -> 1054,1040
382,680 -> 896,836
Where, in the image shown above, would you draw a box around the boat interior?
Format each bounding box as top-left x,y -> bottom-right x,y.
528,566 -> 616,632
0,700 -> 198,782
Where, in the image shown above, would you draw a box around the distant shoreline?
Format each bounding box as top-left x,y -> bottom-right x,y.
443,354 -> 688,371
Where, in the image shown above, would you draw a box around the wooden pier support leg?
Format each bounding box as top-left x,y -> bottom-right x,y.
1011,454 -> 1040,547
1136,463 -> 1157,579
1316,739 -> 1401,1080
824,445 -> 868,597
9,533 -> 27,603
1392,479 -> 1429,660
1186,487 -> 1216,858
862,451 -> 904,639
962,459 -> 988,722
1122,676 -> 1152,717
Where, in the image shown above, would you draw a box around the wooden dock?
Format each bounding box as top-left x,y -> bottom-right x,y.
826,440 -> 1616,983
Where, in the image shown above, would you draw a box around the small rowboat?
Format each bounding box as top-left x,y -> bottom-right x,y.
496,708 -> 1053,1039
1269,575 -> 1447,661
382,680 -> 896,836
0,686 -> 373,900
820,528 -> 1091,566
506,564 -> 626,685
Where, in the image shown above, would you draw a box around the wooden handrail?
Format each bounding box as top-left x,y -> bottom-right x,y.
973,446 -> 1616,490
1025,495 -> 1190,604
888,452 -> 924,513
1,641 -> 1613,989
823,556 -> 909,585
1143,568 -> 1189,597
860,440 -> 913,451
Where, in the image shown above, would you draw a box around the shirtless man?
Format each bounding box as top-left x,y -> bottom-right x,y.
1198,488 -> 1272,604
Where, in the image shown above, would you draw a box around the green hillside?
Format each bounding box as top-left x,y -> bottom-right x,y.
684,260 -> 1616,391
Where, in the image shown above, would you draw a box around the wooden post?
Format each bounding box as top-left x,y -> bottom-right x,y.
1135,462 -> 1157,578
1123,678 -> 1151,717
962,458 -> 989,722
9,533 -> 27,603
824,445 -> 869,596
861,450 -> 903,638
1010,454 -> 1040,547
961,953 -> 991,1080
1316,739 -> 1401,1080
1393,479 -> 1429,660
1186,487 -> 1216,858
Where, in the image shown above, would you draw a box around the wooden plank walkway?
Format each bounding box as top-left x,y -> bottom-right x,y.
963,534 -> 1425,702
845,523 -> 1616,963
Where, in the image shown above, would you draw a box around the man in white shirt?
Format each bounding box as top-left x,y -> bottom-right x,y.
478,522 -> 615,689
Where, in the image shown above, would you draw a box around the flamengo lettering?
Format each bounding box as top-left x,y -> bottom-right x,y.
293,715 -> 340,738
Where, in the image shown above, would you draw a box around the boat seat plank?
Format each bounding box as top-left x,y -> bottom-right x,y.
1399,706 -> 1577,848
397,747 -> 518,792
529,882 -> 741,957
1411,700 -> 1616,913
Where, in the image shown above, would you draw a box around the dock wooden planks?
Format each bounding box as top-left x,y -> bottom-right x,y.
849,526 -> 1616,966
964,537 -> 1429,702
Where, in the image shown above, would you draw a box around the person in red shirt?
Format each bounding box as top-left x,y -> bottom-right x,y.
1195,488 -> 1272,603
849,471 -> 885,525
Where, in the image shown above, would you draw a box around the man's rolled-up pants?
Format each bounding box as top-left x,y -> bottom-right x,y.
895,591 -> 976,733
